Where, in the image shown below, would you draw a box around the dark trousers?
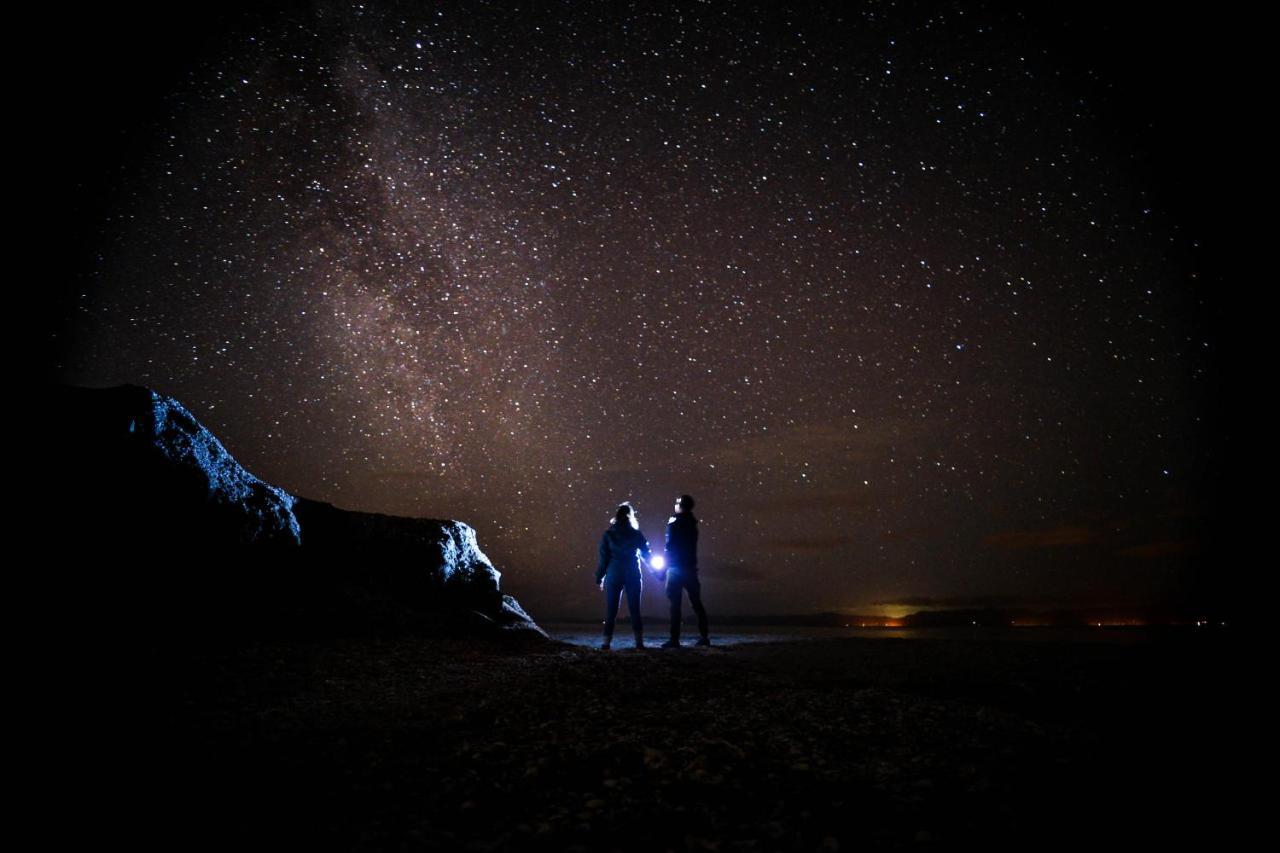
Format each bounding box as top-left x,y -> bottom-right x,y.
603,572 -> 643,639
665,570 -> 708,641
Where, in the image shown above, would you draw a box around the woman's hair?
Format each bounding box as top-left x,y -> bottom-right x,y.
612,502 -> 639,530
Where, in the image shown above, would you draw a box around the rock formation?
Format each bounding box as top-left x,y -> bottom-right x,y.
42,384 -> 546,639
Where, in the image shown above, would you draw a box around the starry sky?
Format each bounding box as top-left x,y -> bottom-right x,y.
48,1 -> 1232,620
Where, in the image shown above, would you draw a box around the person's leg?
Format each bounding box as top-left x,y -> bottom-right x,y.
666,575 -> 683,644
686,575 -> 709,641
603,575 -> 623,647
625,573 -> 643,646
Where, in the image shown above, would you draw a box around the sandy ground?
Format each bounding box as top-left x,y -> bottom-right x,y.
57,630 -> 1237,850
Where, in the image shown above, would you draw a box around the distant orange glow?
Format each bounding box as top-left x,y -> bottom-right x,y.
847,608 -> 1177,629
852,604 -> 921,621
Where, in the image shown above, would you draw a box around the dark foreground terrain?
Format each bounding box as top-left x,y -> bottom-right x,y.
58,631 -> 1236,850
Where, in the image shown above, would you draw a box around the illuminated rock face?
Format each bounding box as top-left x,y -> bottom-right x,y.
44,384 -> 543,637
47,384 -> 301,546
292,498 -> 505,616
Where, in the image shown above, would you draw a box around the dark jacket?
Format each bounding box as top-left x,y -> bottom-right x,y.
664,512 -> 698,573
596,525 -> 652,584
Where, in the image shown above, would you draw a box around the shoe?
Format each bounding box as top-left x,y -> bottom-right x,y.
660,639 -> 680,648
695,636 -> 711,646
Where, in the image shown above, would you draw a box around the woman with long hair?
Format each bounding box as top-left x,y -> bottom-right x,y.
594,501 -> 653,650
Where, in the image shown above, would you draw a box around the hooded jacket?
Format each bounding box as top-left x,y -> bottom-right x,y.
596,524 -> 652,584
664,512 -> 698,573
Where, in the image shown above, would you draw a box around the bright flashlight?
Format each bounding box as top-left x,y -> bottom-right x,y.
651,555 -> 666,570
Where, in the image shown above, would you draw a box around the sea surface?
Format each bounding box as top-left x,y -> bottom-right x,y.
544,621 -> 1225,648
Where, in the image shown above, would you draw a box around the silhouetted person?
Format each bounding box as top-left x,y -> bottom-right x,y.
595,502 -> 652,650
660,494 -> 709,647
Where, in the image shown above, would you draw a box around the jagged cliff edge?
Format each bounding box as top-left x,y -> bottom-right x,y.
41,384 -> 546,639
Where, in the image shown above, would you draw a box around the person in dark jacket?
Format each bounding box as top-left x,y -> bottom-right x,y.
660,494 -> 709,647
595,502 -> 653,650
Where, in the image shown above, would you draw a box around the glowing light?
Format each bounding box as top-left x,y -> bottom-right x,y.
651,555 -> 665,570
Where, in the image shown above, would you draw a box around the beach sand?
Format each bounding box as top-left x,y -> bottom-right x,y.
62,630 -> 1236,849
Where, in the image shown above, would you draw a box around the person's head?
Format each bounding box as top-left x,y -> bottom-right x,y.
612,501 -> 639,530
674,494 -> 695,515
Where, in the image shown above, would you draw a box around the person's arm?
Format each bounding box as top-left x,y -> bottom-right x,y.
639,532 -> 652,564
662,519 -> 675,572
596,533 -> 610,585
669,518 -> 689,567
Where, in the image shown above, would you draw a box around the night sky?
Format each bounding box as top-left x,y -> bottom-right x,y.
47,1 -> 1232,620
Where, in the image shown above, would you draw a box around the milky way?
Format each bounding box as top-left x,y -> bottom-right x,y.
56,2 -> 1220,619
